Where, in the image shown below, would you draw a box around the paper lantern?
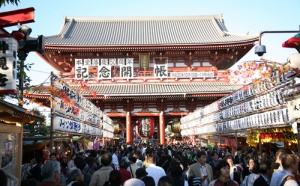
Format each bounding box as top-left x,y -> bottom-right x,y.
288,53 -> 300,69
136,117 -> 155,139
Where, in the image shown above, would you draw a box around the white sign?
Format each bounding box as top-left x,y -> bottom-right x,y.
154,64 -> 168,78
120,65 -> 133,78
0,37 -> 17,93
53,116 -> 83,133
98,65 -> 111,79
287,98 -> 300,119
170,71 -> 214,78
75,58 -> 135,80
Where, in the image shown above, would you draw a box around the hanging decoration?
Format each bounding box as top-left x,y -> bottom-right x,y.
228,59 -> 290,85
136,117 -> 154,139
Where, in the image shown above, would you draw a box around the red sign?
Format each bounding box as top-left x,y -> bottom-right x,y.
136,117 -> 154,139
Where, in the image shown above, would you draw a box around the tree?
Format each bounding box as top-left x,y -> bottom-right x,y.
0,0 -> 19,7
23,108 -> 49,136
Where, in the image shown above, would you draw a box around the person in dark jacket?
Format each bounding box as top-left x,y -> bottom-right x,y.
253,159 -> 273,186
208,151 -> 219,179
28,157 -> 43,182
74,157 -> 91,186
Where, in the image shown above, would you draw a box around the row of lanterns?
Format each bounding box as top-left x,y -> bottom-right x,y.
180,69 -> 294,136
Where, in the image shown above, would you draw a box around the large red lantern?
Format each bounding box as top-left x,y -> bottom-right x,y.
136,117 -> 155,139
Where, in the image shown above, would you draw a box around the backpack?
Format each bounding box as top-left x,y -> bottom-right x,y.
280,175 -> 300,186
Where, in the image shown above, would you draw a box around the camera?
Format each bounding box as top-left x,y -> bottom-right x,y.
255,45 -> 266,56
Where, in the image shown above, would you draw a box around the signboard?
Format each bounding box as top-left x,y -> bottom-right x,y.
139,53 -> 149,69
75,58 -> 135,80
170,71 -> 214,78
0,37 -> 17,94
154,64 -> 168,78
287,97 -> 300,119
53,116 -> 83,133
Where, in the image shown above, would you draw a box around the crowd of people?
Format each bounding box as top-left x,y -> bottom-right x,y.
16,143 -> 300,186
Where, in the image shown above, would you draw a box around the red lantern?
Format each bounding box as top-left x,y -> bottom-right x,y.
136,117 -> 154,139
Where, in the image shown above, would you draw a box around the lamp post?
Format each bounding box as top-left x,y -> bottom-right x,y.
255,29 -> 300,155
16,25 -> 44,107
255,30 -> 300,56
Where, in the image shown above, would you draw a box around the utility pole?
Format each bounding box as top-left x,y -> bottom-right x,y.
17,50 -> 27,107
50,72 -> 54,152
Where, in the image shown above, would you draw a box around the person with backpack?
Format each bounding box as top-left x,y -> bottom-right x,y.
279,154 -> 300,186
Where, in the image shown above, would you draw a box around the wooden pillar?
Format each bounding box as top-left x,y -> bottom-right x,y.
126,112 -> 133,145
17,125 -> 23,185
159,111 -> 165,145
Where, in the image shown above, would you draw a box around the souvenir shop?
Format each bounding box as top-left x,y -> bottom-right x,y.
39,75 -> 114,160
180,67 -> 295,153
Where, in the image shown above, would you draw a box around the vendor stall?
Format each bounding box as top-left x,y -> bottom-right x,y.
0,100 -> 42,185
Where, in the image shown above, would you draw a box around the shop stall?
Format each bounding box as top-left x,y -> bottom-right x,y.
180,61 -> 294,153
0,100 -> 42,185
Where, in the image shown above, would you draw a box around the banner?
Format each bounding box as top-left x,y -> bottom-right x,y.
154,64 -> 168,78
0,37 -> 17,94
53,116 -> 83,133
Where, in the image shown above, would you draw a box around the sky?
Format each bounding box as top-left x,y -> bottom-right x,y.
1,0 -> 300,85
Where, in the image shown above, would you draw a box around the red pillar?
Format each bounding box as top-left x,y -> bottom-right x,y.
159,111 -> 165,145
126,112 -> 133,145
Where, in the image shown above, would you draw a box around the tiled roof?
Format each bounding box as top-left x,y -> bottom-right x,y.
45,15 -> 258,46
0,100 -> 43,121
70,82 -> 243,96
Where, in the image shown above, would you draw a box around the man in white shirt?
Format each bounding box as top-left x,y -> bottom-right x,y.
145,149 -> 166,186
112,147 -> 119,170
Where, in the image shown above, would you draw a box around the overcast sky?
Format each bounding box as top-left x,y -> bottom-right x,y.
1,0 -> 299,85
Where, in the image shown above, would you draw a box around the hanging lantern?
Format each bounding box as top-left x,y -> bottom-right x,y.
288,53 -> 300,69
113,121 -> 122,139
171,118 -> 181,134
136,117 -> 154,139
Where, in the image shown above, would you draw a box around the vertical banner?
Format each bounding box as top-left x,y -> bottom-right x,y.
98,65 -> 111,79
120,65 -> 133,78
75,59 -> 89,79
0,37 -> 18,94
117,58 -> 125,66
139,53 -> 149,69
154,64 -> 168,78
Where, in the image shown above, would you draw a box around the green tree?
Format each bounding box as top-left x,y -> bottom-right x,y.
23,108 -> 50,136
0,0 -> 19,7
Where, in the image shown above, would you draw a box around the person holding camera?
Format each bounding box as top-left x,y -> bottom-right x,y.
187,151 -> 213,186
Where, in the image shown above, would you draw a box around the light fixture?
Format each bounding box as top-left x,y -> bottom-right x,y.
255,45 -> 266,56
255,30 -> 300,57
287,53 -> 300,69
